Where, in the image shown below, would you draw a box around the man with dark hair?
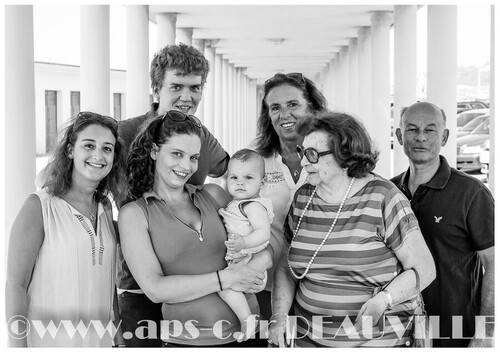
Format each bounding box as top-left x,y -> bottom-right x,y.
117,43 -> 229,347
391,101 -> 494,347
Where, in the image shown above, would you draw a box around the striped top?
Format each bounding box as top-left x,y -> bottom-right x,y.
285,175 -> 420,347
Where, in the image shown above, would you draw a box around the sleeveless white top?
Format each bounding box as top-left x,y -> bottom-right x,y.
26,189 -> 116,347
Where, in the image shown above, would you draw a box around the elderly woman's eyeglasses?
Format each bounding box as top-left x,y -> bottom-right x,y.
296,145 -> 333,164
265,72 -> 306,87
159,110 -> 202,128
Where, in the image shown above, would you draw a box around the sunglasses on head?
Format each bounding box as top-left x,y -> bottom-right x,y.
159,110 -> 202,128
265,72 -> 306,87
296,145 -> 334,164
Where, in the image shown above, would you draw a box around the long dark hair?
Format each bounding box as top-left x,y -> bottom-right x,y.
254,73 -> 328,158
126,115 -> 202,200
43,112 -> 126,205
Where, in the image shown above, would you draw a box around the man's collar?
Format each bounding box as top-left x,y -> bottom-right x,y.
399,155 -> 451,191
142,184 -> 204,204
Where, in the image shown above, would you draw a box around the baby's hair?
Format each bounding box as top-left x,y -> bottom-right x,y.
230,148 -> 265,178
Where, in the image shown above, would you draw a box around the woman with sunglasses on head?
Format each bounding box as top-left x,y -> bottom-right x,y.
251,73 -> 328,320
118,113 -> 270,347
268,112 -> 436,347
6,112 -> 126,347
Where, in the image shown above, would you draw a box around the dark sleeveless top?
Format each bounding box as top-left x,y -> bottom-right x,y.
134,184 -> 258,345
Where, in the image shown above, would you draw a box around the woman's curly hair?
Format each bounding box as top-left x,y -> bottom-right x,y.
43,112 -> 126,205
126,115 -> 202,200
296,111 -> 379,178
254,73 -> 328,158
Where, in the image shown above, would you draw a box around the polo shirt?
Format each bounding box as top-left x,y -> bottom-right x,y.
391,156 -> 494,347
134,184 -> 258,345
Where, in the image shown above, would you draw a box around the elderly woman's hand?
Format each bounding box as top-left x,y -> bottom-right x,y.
222,261 -> 265,293
268,313 -> 292,347
353,292 -> 389,332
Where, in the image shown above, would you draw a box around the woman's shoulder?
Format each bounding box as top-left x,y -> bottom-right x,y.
195,183 -> 231,209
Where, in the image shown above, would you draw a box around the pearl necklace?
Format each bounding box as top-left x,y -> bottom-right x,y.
287,177 -> 355,280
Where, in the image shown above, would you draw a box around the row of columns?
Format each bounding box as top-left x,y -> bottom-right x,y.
4,5 -> 259,237
321,6 -> 459,178
154,10 -> 258,155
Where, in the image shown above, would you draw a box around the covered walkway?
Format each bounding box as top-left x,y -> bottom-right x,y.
4,4 -> 496,238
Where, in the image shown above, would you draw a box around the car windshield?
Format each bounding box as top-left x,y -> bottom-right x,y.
461,115 -> 488,131
470,119 -> 489,135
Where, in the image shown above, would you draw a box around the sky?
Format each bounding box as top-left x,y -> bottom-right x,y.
32,4 -> 492,72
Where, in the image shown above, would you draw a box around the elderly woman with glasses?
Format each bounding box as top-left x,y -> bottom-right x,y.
268,112 -> 436,347
6,112 -> 126,347
118,112 -> 271,347
251,72 -> 328,320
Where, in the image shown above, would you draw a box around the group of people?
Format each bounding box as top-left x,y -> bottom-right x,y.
6,43 -> 494,348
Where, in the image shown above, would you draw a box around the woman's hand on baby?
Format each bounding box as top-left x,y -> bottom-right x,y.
223,261 -> 265,293
225,237 -> 245,252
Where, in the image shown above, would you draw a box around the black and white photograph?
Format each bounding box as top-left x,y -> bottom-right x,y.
2,1 -> 496,348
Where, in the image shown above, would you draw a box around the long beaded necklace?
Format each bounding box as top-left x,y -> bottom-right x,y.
287,177 -> 355,280
70,190 -> 97,222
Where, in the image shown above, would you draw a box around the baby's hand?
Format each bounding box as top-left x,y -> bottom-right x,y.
225,237 -> 245,252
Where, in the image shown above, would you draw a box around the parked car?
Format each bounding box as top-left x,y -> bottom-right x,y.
480,139 -> 490,175
457,101 -> 489,114
457,114 -> 489,137
457,108 -> 489,128
457,117 -> 490,172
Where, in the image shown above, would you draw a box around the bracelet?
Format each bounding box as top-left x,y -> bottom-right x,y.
216,270 -> 223,291
270,312 -> 288,322
382,289 -> 394,309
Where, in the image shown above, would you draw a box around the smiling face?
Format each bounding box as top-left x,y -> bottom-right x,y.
152,133 -> 201,190
301,130 -> 343,187
396,103 -> 449,166
70,124 -> 115,186
265,84 -> 312,143
157,69 -> 203,116
226,158 -> 264,200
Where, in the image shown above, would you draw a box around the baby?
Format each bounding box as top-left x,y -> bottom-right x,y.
218,149 -> 274,342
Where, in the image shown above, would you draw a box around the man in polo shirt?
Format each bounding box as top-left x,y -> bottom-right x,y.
117,43 -> 229,346
391,101 -> 494,347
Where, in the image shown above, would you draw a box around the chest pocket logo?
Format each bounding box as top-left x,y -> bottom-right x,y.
434,216 -> 443,223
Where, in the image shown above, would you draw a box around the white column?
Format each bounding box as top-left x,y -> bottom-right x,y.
213,53 -> 223,142
249,79 -> 258,147
81,6 -> 110,114
176,27 -> 193,46
192,39 -> 206,122
126,5 -> 150,118
348,38 -> 359,117
221,59 -> 230,150
5,5 -> 37,238
227,64 -> 234,154
357,27 -> 372,126
488,6 -> 496,194
339,46 -> 349,110
193,38 -> 205,53
331,53 -> 340,109
203,42 -> 216,132
235,68 -> 242,150
157,13 -> 176,49
427,5 -> 458,166
393,5 -> 418,175
370,11 -> 392,178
